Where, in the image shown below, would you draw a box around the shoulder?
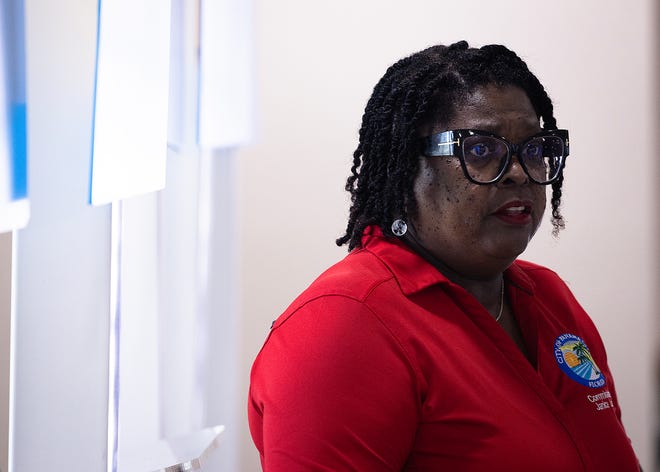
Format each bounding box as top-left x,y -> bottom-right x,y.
510,259 -> 573,295
279,247 -> 398,319
261,247 -> 417,380
511,259 -> 586,305
512,259 -> 561,279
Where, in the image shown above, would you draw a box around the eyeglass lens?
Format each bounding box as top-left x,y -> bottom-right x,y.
462,135 -> 564,183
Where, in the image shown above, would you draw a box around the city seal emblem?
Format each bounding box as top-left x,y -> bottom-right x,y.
554,333 -> 605,388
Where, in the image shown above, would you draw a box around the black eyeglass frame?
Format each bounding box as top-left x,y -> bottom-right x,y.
420,128 -> 570,185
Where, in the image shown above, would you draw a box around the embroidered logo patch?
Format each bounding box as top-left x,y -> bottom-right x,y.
554,333 -> 605,388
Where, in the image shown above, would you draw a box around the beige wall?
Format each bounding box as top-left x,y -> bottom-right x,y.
238,1 -> 658,470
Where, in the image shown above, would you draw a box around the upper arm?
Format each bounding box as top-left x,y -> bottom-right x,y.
248,296 -> 420,471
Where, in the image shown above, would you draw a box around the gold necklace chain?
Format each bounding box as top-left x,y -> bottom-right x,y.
495,278 -> 504,322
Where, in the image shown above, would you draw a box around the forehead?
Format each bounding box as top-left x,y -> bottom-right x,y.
430,85 -> 540,138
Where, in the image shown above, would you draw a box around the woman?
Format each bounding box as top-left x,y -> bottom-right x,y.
248,41 -> 640,471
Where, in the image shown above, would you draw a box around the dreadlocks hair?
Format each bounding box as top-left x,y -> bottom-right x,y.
336,40 -> 566,251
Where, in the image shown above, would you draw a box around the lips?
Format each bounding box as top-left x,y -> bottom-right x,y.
492,200 -> 533,225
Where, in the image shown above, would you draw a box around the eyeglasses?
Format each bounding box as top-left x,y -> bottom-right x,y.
420,129 -> 569,185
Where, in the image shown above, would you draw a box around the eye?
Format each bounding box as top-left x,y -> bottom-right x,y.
467,142 -> 493,158
462,136 -> 507,167
524,142 -> 543,158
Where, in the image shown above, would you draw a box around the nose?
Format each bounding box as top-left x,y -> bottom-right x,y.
498,153 -> 529,186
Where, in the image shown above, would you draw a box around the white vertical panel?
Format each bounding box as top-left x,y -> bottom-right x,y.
11,0 -> 111,470
198,0 -> 255,148
90,0 -> 172,205
115,3 -> 245,470
158,149 -> 201,438
115,193 -> 161,471
198,148 -> 240,472
167,0 -> 199,150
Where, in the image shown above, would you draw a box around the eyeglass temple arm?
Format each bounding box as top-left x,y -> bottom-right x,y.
424,132 -> 460,157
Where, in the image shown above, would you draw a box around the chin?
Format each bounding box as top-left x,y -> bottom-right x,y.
485,234 -> 532,263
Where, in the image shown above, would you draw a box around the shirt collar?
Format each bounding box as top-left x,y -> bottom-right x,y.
360,225 -> 537,296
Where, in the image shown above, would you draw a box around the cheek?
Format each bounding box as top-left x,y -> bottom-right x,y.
415,167 -> 450,214
414,166 -> 476,229
422,161 -> 469,198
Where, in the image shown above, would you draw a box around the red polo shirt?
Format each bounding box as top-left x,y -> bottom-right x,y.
248,227 -> 639,471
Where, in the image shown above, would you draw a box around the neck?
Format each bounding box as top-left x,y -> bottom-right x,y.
401,227 -> 505,317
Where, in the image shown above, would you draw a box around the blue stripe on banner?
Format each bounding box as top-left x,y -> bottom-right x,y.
10,102 -> 26,200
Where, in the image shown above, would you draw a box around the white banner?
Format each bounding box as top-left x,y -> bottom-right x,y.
89,0 -> 172,205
